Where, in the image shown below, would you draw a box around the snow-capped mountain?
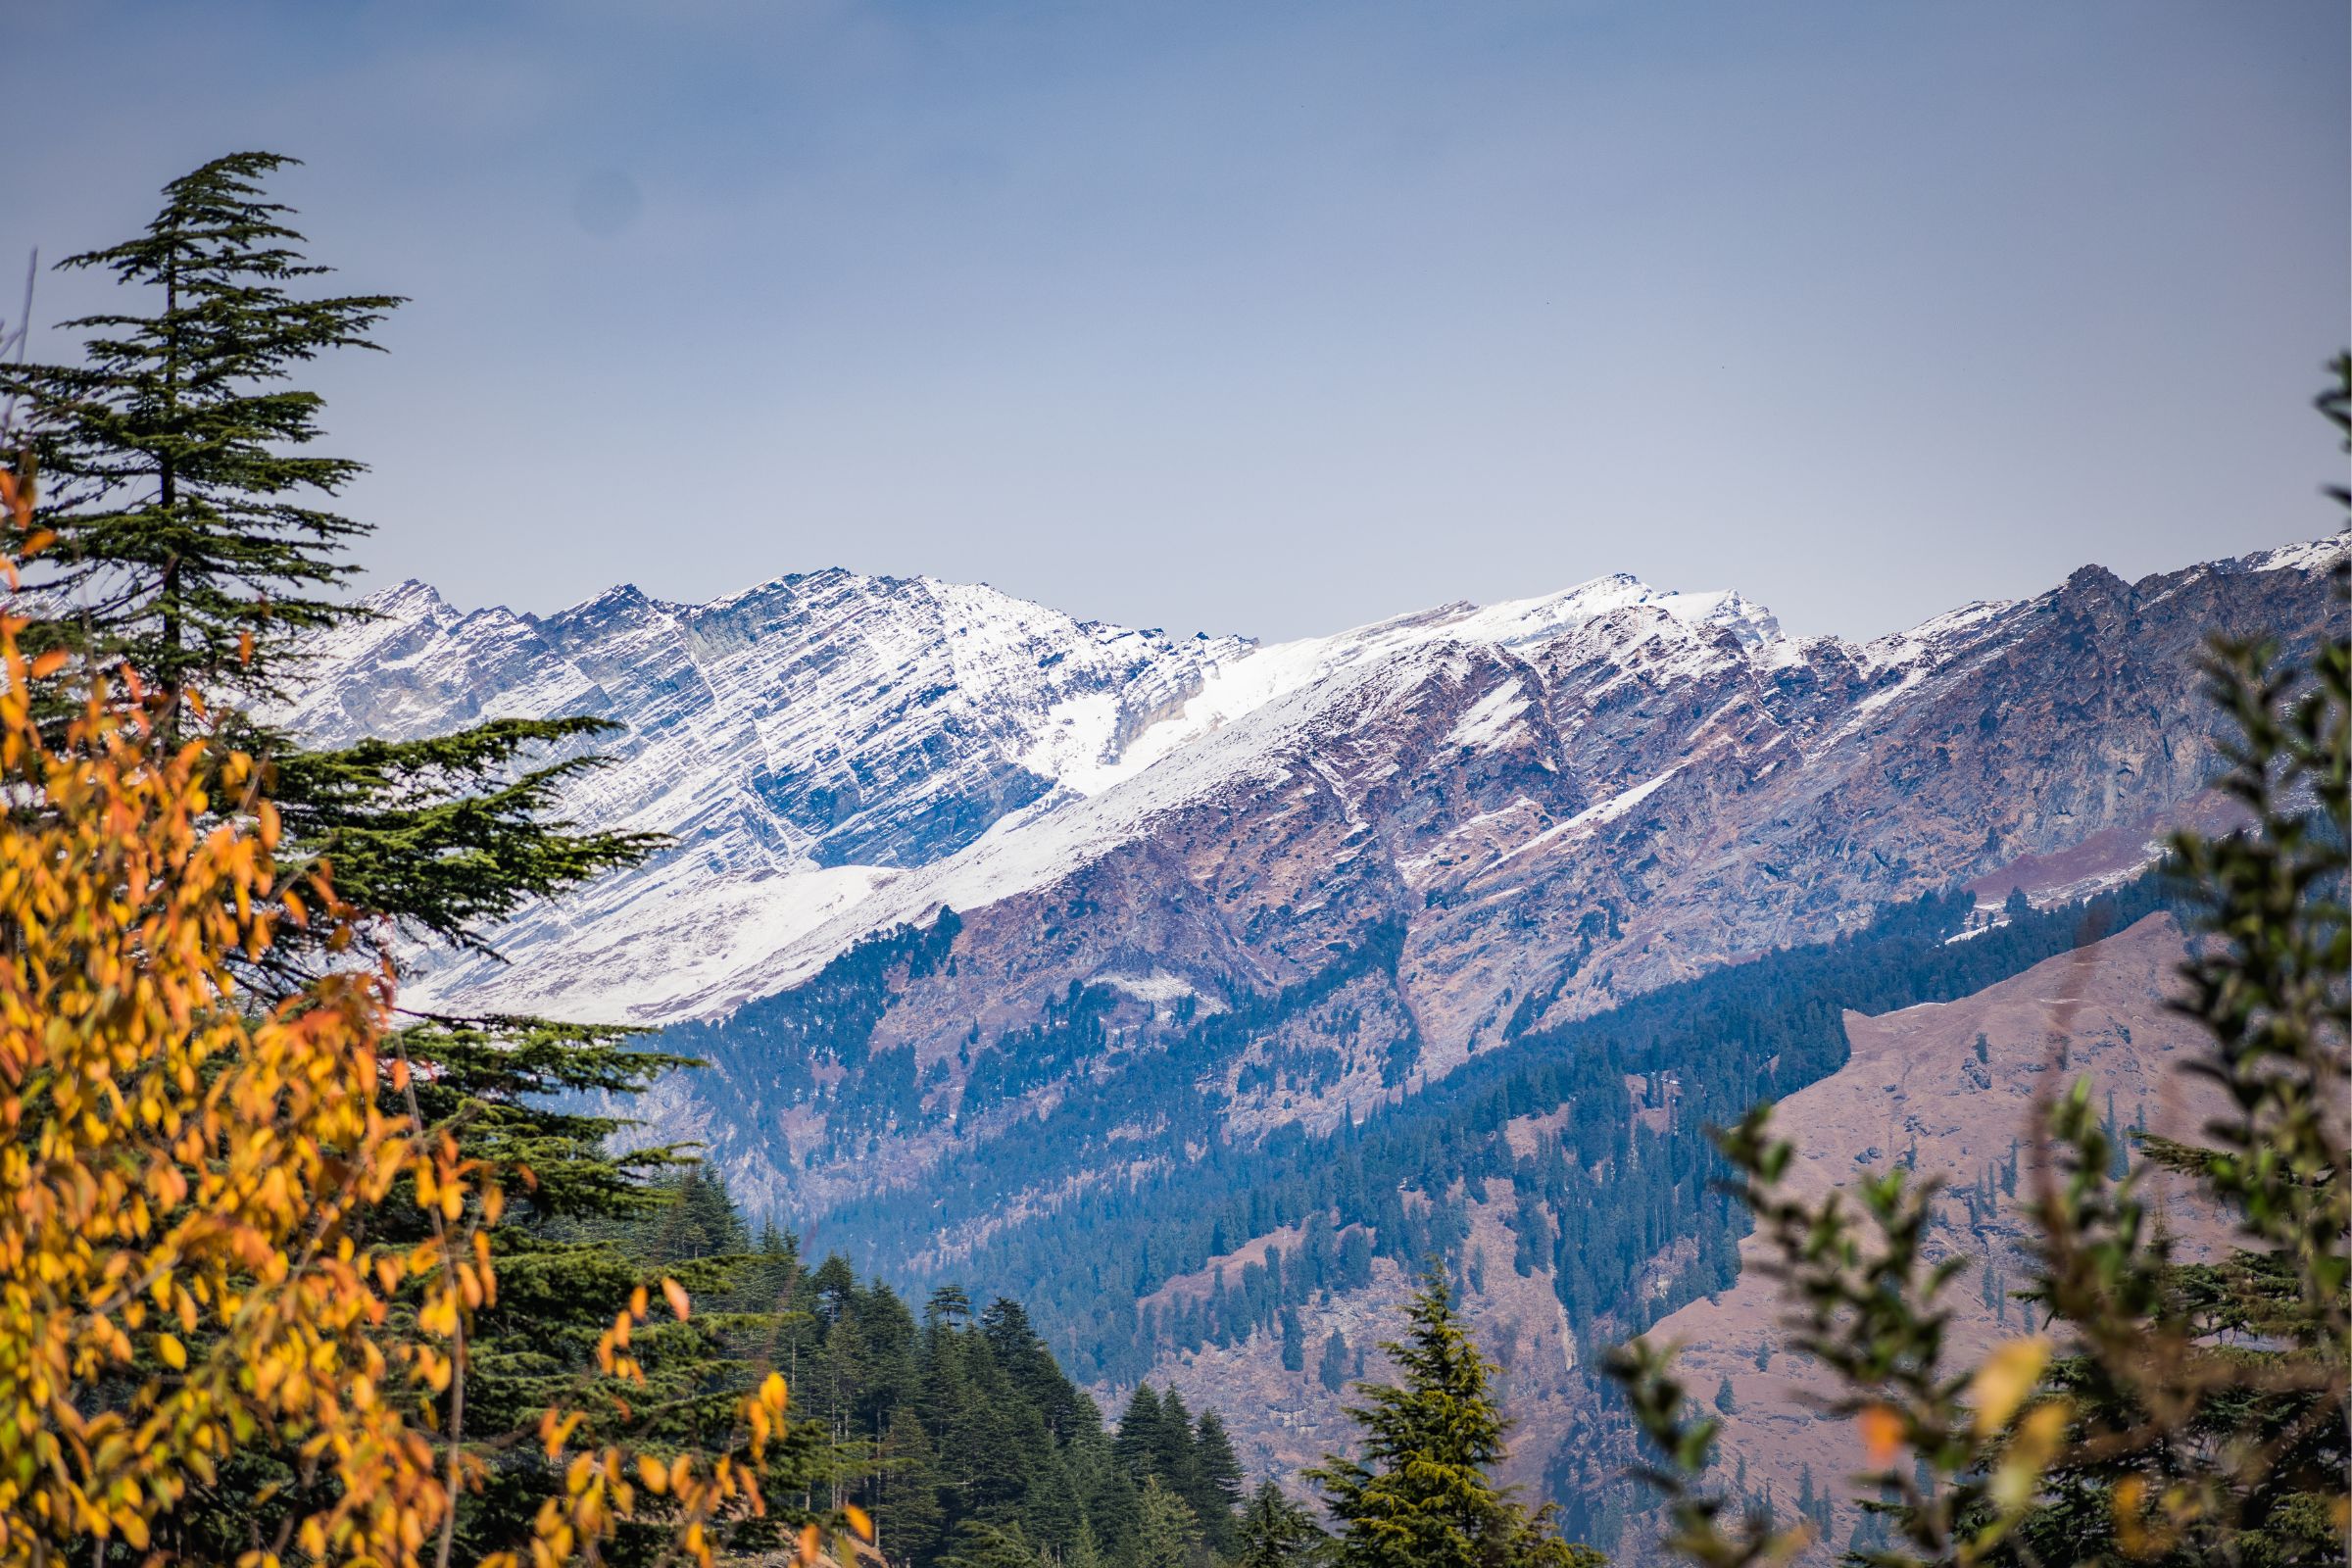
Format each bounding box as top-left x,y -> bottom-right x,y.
280,564 -> 1783,1023
281,531 -> 2344,1501
281,535 -> 2343,1213
277,567 -> 1252,1020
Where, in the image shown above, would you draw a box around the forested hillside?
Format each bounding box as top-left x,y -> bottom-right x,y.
579,1169 -> 1248,1568
672,872 -> 2177,1398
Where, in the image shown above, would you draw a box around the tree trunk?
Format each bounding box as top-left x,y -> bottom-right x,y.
159,258 -> 181,738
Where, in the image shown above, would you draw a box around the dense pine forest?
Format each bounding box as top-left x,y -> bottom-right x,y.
564,1171 -> 1248,1568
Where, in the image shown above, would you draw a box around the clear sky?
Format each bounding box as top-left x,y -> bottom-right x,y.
8,1 -> 2346,642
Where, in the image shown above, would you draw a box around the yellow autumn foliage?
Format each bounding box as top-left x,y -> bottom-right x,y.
0,460 -> 848,1568
0,487 -> 455,1567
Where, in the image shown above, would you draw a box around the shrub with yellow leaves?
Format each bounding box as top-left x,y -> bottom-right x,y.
0,463 -> 444,1566
0,456 -> 872,1568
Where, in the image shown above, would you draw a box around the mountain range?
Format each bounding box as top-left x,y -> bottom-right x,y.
283,532 -> 2338,1048
281,530 -> 2343,1533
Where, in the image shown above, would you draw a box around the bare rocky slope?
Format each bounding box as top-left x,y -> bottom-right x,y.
285,533 -> 2338,1530
611,535 -> 2331,1220
1639,910 -> 2231,1556
1124,910 -> 2224,1559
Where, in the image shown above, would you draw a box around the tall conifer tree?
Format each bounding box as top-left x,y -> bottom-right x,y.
1237,1481 -> 1331,1568
2,151 -> 691,1563
3,152 -> 396,727
1135,1477 -> 1202,1568
1191,1409 -> 1245,1554
1305,1269 -> 1600,1568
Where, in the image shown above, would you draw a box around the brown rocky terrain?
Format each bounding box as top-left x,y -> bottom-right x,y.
1099,911 -> 2231,1559
663,538 -> 2335,1233
1612,912 -> 2226,1553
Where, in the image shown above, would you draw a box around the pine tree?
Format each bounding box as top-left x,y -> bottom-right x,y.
880,1407 -> 949,1564
0,157 -> 686,1564
1794,1462 -> 1831,1540
643,1164 -> 752,1262
1193,1409 -> 1244,1511
266,720 -> 659,964
1712,1376 -> 1737,1416
1236,1481 -> 1330,1568
1152,1387 -> 1203,1503
1191,1408 -> 1245,1554
1112,1384 -> 1167,1480
3,151 -> 656,978
3,152 -> 399,728
1303,1268 -> 1600,1568
1135,1476 -> 1202,1568
1087,1461 -> 1145,1565
1318,1329 -> 1350,1393
941,1518 -> 1044,1568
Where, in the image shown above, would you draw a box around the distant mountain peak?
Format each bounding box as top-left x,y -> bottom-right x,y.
283,533 -> 2344,1027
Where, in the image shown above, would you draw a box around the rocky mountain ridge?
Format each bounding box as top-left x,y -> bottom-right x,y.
277,565 -> 1253,1020
280,536 -> 2342,1225
282,532 -> 2340,1525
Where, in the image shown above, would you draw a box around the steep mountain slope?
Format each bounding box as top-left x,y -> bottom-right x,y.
1123,907 -> 2224,1556
633,535 -> 2335,1217
282,536 -> 2338,1197
283,531 -> 2337,1524
276,568 -> 1252,1020
1640,910 -> 2230,1555
291,538 -> 2335,1044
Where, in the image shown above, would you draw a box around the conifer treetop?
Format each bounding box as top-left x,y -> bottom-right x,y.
9,150 -> 404,712
1306,1266 -> 1600,1568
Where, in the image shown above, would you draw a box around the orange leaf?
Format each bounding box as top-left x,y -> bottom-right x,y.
1971,1336 -> 2051,1438
1856,1403 -> 1903,1468
662,1277 -> 691,1321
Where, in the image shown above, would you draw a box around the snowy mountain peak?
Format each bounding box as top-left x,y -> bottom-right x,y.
278,533 -> 2345,1027
282,564 -> 1791,1021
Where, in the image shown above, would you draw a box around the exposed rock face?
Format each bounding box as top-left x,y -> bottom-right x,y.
646,536 -> 2334,1219
277,537 -> 2339,1223
1641,911 -> 2231,1553
274,568 -> 1251,1021
1117,912 -> 2228,1548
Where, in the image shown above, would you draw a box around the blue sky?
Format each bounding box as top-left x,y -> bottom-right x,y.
8,1 -> 2345,639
